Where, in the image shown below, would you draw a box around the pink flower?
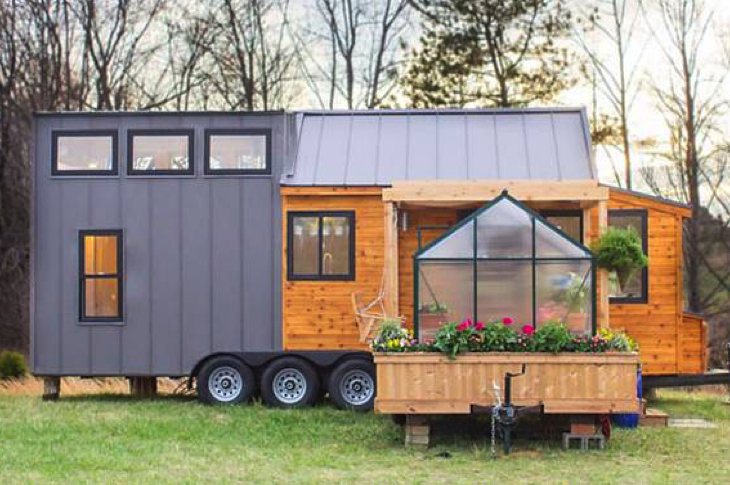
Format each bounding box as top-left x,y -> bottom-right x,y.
521,325 -> 535,335
456,321 -> 469,332
502,317 -> 514,325
475,321 -> 485,331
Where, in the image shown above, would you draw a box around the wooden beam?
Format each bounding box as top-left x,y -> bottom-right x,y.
597,200 -> 609,329
281,186 -> 383,196
383,180 -> 609,203
383,202 -> 399,317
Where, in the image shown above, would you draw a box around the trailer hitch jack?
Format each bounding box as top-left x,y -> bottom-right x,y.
472,364 -> 542,456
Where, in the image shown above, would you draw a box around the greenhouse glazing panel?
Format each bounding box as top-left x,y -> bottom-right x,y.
536,260 -> 593,335
476,261 -> 532,326
419,222 -> 474,259
475,199 -> 532,258
417,261 -> 474,340
535,219 -> 590,259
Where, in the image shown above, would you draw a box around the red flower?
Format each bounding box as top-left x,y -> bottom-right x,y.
522,325 -> 535,335
502,317 -> 514,325
475,321 -> 485,331
456,321 -> 469,332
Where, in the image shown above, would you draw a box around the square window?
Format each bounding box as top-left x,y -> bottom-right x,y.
52,131 -> 118,175
205,130 -> 270,174
80,230 -> 123,322
288,212 -> 355,281
128,130 -> 194,175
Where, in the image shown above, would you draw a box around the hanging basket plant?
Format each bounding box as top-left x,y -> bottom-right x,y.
590,227 -> 648,292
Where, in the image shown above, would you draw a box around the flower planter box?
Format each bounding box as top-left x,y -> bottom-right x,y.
374,352 -> 641,415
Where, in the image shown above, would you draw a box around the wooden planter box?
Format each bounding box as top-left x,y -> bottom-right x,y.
374,352 -> 641,415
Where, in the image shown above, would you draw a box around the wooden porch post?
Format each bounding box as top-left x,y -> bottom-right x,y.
383,202 -> 399,317
597,200 -> 610,329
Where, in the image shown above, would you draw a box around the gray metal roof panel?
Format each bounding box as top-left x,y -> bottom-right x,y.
282,108 -> 596,186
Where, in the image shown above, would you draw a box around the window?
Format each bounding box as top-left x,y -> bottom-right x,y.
79,230 -> 123,322
288,211 -> 355,280
608,209 -> 648,303
204,129 -> 270,175
127,130 -> 194,175
52,131 -> 118,176
541,211 -> 583,244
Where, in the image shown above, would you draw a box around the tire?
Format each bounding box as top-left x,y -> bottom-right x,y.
328,359 -> 376,412
260,357 -> 320,408
197,356 -> 256,405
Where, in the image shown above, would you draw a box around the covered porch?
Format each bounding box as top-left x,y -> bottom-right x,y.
380,180 -> 612,334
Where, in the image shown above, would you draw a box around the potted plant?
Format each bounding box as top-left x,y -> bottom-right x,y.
591,227 -> 648,292
418,302 -> 450,337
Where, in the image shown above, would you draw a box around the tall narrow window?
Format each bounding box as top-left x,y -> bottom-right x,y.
288,211 -> 355,281
80,230 -> 123,322
127,129 -> 194,175
52,131 -> 118,175
608,209 -> 648,303
204,129 -> 270,175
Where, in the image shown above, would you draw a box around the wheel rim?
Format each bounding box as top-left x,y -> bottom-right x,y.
208,366 -> 244,402
272,368 -> 307,404
339,369 -> 374,406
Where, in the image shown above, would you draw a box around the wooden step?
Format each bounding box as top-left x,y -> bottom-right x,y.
640,408 -> 669,428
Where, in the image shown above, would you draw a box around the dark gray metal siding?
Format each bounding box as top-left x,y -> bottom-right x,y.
32,113 -> 285,376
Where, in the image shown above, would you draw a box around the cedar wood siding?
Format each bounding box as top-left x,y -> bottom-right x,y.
281,187 -> 703,375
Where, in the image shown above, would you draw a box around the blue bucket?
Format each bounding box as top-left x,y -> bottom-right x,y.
612,369 -> 642,428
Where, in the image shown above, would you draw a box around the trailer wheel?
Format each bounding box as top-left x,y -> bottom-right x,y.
197,356 -> 255,405
261,357 -> 319,408
328,359 -> 375,411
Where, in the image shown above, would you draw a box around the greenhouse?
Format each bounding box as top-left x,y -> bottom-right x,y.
414,192 -> 596,339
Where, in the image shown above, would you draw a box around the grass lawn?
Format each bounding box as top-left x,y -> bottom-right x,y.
0,384 -> 729,484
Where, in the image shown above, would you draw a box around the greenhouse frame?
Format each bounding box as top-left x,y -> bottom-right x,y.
414,191 -> 597,339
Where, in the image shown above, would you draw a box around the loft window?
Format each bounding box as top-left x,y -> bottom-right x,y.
79,230 -> 123,322
288,211 -> 355,281
52,131 -> 118,175
204,129 -> 270,175
541,210 -> 583,244
608,209 -> 648,303
415,193 -> 596,340
127,129 -> 194,175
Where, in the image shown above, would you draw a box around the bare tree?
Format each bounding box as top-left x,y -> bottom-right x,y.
297,0 -> 411,109
73,0 -> 170,110
197,0 -> 296,111
576,0 -> 648,189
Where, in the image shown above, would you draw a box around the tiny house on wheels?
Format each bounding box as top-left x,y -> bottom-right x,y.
31,108 -> 709,409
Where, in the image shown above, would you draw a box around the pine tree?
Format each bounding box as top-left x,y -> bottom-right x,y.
402,0 -> 575,107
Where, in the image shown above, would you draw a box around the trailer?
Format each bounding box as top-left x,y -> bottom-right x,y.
31,108 -> 719,412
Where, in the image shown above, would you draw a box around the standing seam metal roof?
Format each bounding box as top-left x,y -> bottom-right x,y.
281,108 -> 596,186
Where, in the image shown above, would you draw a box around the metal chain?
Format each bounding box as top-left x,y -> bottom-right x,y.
491,405 -> 499,459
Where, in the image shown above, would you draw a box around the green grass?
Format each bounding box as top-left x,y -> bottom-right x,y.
0,390 -> 729,484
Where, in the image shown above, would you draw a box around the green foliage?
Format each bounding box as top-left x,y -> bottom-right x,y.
402,0 -> 575,108
470,322 -> 518,352
0,351 -> 26,380
373,317 -> 638,356
530,322 -> 573,353
591,227 -> 647,288
432,322 -> 473,358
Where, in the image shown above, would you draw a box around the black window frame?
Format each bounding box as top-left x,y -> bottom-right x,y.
51,130 -> 119,176
79,229 -> 124,323
203,128 -> 271,176
540,210 -> 584,244
127,129 -> 195,176
608,209 -> 649,304
287,211 -> 356,281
